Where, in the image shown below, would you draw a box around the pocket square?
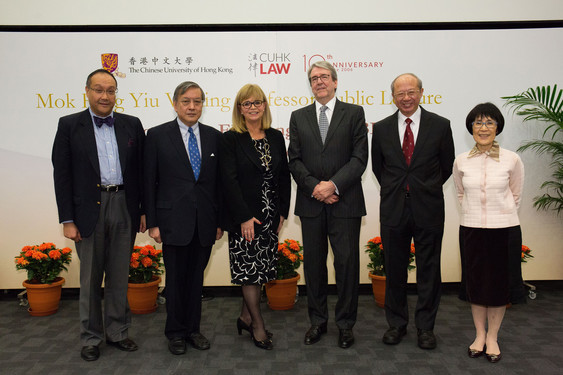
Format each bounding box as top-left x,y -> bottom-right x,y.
128,138 -> 135,146
210,153 -> 215,157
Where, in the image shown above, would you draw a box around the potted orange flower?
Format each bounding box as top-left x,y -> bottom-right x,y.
265,239 -> 303,310
521,245 -> 533,262
365,237 -> 415,308
15,242 -> 72,316
127,244 -> 164,314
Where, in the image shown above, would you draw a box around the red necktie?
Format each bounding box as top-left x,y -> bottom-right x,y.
402,118 -> 414,166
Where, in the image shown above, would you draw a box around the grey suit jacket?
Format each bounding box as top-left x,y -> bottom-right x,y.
371,107 -> 455,227
288,99 -> 368,218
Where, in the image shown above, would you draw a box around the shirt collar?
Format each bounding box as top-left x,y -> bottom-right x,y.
468,140 -> 500,162
177,118 -> 199,134
315,96 -> 336,113
89,108 -> 113,124
398,107 -> 421,126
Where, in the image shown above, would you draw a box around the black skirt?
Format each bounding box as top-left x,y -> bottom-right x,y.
460,226 -> 511,306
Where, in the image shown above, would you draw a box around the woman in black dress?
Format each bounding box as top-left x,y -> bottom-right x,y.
220,84 -> 291,350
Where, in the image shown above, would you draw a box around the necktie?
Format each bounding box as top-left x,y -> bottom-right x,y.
319,105 -> 329,143
402,118 -> 414,166
188,127 -> 201,180
93,116 -> 114,127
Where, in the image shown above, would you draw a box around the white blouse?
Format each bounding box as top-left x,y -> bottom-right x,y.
453,145 -> 524,228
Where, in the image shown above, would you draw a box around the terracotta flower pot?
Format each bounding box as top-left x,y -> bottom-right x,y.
368,272 -> 386,308
265,273 -> 300,310
127,276 -> 161,314
22,277 -> 65,316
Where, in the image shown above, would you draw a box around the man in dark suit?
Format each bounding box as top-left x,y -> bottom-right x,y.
371,73 -> 455,350
288,61 -> 368,349
144,81 -> 223,355
52,69 -> 146,361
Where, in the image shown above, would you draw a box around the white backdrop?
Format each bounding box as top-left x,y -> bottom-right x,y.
1,28 -> 562,288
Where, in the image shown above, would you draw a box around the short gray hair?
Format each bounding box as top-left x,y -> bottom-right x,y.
173,81 -> 205,102
307,61 -> 338,84
390,73 -> 422,94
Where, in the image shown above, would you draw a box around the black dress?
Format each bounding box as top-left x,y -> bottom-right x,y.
229,138 -> 278,285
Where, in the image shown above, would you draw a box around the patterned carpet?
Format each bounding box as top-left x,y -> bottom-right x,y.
1,283 -> 562,375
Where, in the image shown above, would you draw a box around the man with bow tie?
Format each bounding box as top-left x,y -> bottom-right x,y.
144,81 -> 223,355
52,69 -> 146,361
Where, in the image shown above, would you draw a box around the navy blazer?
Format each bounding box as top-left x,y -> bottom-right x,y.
371,107 -> 455,227
144,120 -> 222,247
220,128 -> 291,233
52,109 -> 145,238
288,99 -> 368,218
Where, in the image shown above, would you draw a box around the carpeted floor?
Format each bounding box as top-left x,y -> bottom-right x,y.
1,284 -> 562,375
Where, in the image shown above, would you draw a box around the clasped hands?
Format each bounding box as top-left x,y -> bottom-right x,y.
312,181 -> 339,204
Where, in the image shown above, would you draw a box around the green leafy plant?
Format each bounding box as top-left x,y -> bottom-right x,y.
15,243 -> 72,284
503,85 -> 563,214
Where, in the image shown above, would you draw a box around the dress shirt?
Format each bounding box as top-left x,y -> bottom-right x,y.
453,143 -> 524,228
397,107 -> 421,145
315,96 -> 339,194
177,119 -> 202,164
90,109 -> 123,185
315,96 -> 336,125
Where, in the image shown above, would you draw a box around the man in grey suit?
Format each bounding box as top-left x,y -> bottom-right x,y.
371,73 -> 455,350
288,61 -> 368,349
52,69 -> 145,361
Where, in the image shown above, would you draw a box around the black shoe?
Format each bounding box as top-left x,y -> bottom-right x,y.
417,329 -> 437,350
382,326 -> 407,345
338,329 -> 355,349
237,317 -> 273,339
106,338 -> 138,352
486,352 -> 502,363
486,344 -> 502,363
80,345 -> 100,361
252,334 -> 273,350
187,332 -> 210,350
168,337 -> 186,355
304,323 -> 327,345
468,344 -> 486,358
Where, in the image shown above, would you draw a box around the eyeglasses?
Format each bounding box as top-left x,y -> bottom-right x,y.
88,87 -> 118,96
393,90 -> 420,99
472,120 -> 497,129
179,99 -> 203,106
240,100 -> 264,109
310,74 -> 331,84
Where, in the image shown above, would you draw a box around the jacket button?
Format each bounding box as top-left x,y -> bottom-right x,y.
97,201 -> 101,205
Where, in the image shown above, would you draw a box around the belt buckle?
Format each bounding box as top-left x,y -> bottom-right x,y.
103,184 -> 117,192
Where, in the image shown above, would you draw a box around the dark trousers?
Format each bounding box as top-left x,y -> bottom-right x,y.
163,231 -> 212,340
381,199 -> 444,331
75,190 -> 134,345
300,206 -> 361,330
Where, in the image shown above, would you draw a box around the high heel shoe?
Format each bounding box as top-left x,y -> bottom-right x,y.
237,318 -> 273,339
252,333 -> 273,350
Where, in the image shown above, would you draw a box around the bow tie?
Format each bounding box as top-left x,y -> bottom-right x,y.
93,116 -> 115,127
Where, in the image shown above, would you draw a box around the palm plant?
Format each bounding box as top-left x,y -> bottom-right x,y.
502,85 -> 563,215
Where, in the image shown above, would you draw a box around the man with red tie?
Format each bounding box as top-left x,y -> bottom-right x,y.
52,69 -> 146,361
371,73 -> 454,350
